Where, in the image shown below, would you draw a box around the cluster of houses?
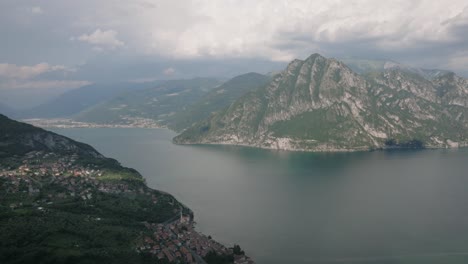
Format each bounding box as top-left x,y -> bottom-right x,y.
0,151 -> 139,206
25,116 -> 161,129
138,216 -> 254,264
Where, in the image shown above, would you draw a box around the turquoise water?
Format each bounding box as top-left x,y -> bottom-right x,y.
53,128 -> 468,264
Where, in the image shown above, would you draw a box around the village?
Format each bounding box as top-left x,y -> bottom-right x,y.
0,151 -> 254,264
0,151 -> 134,204
137,215 -> 254,264
23,116 -> 162,129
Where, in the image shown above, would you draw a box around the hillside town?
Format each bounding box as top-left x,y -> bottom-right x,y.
137,217 -> 254,264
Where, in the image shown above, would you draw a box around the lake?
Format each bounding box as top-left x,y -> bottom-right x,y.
53,128 -> 468,264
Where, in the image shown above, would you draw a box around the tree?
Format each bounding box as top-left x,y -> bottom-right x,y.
232,244 -> 244,255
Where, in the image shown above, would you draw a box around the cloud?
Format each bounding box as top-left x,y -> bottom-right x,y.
163,67 -> 175,76
0,62 -> 88,91
78,29 -> 124,49
31,6 -> 43,14
1,0 -> 468,78
1,80 -> 90,90
0,63 -> 68,79
109,0 -> 467,62
129,77 -> 160,83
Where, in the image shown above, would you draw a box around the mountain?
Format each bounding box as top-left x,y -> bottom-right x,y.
0,114 -> 180,262
18,82 -> 160,119
0,114 -> 103,159
341,58 -> 450,80
174,53 -> 468,151
0,103 -> 15,118
166,73 -> 270,131
74,78 -> 221,125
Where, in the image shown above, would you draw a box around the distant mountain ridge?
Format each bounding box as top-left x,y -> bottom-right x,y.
165,73 -> 271,131
341,58 -> 451,80
174,53 -> 468,151
0,103 -> 15,118
16,82 -> 160,119
74,78 -> 221,125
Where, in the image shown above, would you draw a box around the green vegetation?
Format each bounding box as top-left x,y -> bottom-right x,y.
0,114 -> 101,159
385,139 -> 425,149
74,78 -> 221,125
166,73 -> 270,131
0,190 -> 176,264
232,245 -> 245,255
203,244 -> 245,264
204,251 -> 235,264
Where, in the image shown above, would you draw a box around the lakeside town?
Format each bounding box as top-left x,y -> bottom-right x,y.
23,117 -> 162,129
0,151 -> 254,264
138,216 -> 254,264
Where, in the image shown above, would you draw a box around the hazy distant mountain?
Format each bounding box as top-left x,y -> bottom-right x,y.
174,53 -> 468,151
74,78 -> 221,125
341,58 -> 450,80
18,82 -> 160,119
166,73 -> 270,131
0,103 -> 15,118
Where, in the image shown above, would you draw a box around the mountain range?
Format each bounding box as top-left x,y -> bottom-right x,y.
165,73 -> 270,131
74,78 -> 221,125
15,82 -> 160,119
174,53 -> 468,151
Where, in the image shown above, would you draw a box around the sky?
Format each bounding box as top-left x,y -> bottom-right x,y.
1,0 -> 468,108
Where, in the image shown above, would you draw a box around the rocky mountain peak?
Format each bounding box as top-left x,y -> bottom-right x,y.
174,53 -> 468,152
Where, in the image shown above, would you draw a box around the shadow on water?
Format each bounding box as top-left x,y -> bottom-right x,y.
182,143 -> 427,172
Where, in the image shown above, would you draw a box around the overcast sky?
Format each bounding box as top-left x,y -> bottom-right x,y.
1,0 -> 468,108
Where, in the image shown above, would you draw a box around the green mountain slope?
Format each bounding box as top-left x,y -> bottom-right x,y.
17,82 -> 159,119
0,114 -> 182,263
0,114 -> 103,159
166,73 -> 270,131
174,54 -> 468,151
74,78 -> 221,125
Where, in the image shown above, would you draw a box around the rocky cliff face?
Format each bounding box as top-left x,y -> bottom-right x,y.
174,54 -> 468,151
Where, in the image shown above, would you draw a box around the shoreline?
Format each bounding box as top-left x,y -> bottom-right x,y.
26,118 -> 465,153
172,140 -> 468,153
22,118 -> 165,129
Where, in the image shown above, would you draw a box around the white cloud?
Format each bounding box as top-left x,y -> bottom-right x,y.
163,67 -> 175,76
78,29 -> 124,49
3,1 -> 468,76
31,6 -> 43,14
96,0 -> 465,61
0,62 -> 87,91
0,63 -> 68,79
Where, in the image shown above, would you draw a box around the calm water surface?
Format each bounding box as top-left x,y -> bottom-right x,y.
53,128 -> 468,264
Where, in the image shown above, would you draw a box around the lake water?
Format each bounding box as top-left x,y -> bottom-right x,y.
53,128 -> 468,264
